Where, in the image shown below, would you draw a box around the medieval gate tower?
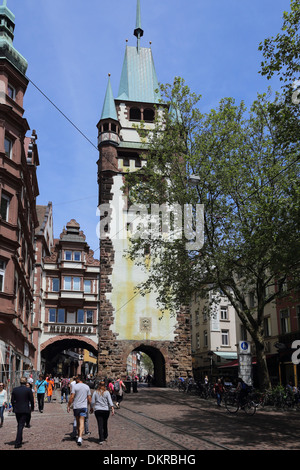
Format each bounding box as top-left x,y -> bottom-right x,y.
97,0 -> 192,385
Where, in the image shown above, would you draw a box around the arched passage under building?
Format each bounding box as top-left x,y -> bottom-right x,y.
129,344 -> 166,387
41,337 -> 98,378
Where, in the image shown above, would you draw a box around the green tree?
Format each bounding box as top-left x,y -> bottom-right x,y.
259,0 -> 300,145
125,77 -> 300,391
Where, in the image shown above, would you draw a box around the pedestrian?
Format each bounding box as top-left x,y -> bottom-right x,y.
214,378 -> 225,407
67,375 -> 92,447
46,375 -> 54,402
69,376 -> 78,438
90,380 -> 114,445
114,377 -> 126,409
107,378 -> 114,396
35,374 -> 48,413
11,377 -> 34,448
27,374 -> 34,389
60,376 -> 70,403
0,382 -> 7,428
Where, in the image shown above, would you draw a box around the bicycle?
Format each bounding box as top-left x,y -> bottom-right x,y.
224,390 -> 257,415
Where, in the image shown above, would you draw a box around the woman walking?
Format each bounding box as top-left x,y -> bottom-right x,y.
90,380 -> 114,445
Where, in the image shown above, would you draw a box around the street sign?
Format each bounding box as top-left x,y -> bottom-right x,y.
239,341 -> 251,354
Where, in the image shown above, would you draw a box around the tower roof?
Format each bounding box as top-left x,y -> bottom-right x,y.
0,0 -> 28,75
101,75 -> 118,121
117,45 -> 161,104
117,0 -> 161,104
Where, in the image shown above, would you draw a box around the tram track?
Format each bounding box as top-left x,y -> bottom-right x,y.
154,390 -> 300,442
117,403 -> 232,451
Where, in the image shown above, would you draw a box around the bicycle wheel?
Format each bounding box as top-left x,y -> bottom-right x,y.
225,395 -> 239,413
243,400 -> 256,416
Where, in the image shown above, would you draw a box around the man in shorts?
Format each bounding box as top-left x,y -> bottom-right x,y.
67,375 -> 91,446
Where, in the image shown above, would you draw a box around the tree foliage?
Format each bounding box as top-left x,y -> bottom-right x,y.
124,76 -> 300,390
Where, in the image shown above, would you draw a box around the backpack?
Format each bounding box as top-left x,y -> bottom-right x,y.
114,380 -> 120,393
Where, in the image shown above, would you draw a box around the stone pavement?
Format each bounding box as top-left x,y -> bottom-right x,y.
1,385 -> 300,453
0,386 -> 179,452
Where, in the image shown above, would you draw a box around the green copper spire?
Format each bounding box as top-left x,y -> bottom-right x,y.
101,74 -> 118,121
0,0 -> 28,74
134,0 -> 144,51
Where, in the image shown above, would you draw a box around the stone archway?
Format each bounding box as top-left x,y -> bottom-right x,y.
124,342 -> 167,387
40,336 -> 98,376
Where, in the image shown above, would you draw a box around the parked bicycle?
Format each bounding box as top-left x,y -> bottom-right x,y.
224,389 -> 257,415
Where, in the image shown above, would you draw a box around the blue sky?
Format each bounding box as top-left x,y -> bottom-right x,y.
8,0 -> 292,255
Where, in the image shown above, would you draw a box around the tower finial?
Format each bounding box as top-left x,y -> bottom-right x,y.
134,0 -> 144,51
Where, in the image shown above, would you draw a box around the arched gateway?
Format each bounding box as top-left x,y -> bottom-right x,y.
96,1 -> 192,384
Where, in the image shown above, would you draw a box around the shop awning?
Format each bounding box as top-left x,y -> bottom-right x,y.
214,352 -> 238,360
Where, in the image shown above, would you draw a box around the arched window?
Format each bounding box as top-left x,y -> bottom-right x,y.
144,108 -> 155,122
130,107 -> 141,121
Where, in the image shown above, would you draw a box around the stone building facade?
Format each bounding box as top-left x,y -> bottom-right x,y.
96,1 -> 192,385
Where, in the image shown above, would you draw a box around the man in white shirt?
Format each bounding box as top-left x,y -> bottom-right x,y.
67,375 -> 91,446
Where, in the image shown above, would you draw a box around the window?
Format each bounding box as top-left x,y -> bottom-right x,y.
52,278 -> 60,292
7,84 -> 15,100
57,309 -> 65,323
49,308 -> 56,322
220,306 -> 228,320
86,310 -> 93,324
84,280 -> 91,293
204,330 -> 208,347
0,260 -> 5,291
144,108 -> 155,122
0,193 -> 10,221
221,329 -> 229,346
240,324 -> 247,341
249,292 -> 255,308
264,317 -> 271,337
4,137 -> 12,158
280,309 -> 290,334
297,306 -> 300,329
77,309 -> 84,323
65,251 -> 72,261
74,252 -> 81,262
64,276 -> 72,290
129,107 -> 141,121
73,277 -> 81,291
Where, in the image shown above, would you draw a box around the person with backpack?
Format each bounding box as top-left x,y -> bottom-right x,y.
35,374 -> 48,413
113,377 -> 126,409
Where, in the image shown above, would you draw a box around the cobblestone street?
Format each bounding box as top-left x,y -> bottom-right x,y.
1,385 -> 300,455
